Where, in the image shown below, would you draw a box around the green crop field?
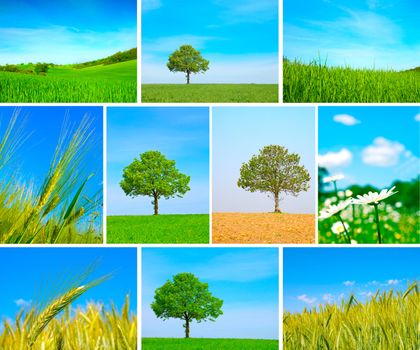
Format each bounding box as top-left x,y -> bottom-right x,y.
107,214 -> 209,244
283,60 -> 420,103
283,283 -> 419,350
142,338 -> 279,350
141,84 -> 278,102
0,60 -> 136,103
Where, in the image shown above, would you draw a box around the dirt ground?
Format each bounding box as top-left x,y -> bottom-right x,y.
212,212 -> 315,244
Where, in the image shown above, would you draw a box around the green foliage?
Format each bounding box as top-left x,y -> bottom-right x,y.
142,338 -> 279,350
167,45 -> 209,84
0,60 -> 136,102
107,214 -> 209,244
73,48 -> 137,68
284,283 -> 419,350
284,59 -> 420,102
120,151 -> 190,215
238,145 -> 311,212
142,84 -> 278,102
151,273 -> 223,338
34,63 -> 49,75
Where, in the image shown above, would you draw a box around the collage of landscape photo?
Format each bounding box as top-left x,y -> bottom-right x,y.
0,0 -> 419,349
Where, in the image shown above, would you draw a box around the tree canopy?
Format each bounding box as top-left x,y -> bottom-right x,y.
120,150 -> 190,215
167,45 -> 209,84
151,272 -> 223,338
238,145 -> 311,213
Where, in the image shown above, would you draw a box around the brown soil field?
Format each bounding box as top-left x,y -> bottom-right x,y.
212,212 -> 315,244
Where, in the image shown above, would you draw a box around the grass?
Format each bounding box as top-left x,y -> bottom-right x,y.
107,214 -> 209,244
283,282 -> 419,350
0,268 -> 136,349
0,111 -> 102,244
141,84 -> 278,102
142,338 -> 279,350
284,59 -> 420,102
0,60 -> 136,103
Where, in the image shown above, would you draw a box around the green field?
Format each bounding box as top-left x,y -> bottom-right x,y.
107,214 -> 209,244
142,338 -> 279,350
141,84 -> 278,102
0,60 -> 136,102
284,60 -> 420,103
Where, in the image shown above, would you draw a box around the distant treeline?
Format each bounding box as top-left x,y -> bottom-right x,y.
73,48 -> 137,68
0,62 -> 51,75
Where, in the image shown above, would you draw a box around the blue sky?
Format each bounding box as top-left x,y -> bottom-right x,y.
0,248 -> 137,322
142,0 -> 278,83
0,106 -> 103,200
319,106 -> 420,190
213,107 -> 315,214
284,0 -> 420,70
107,107 -> 209,215
0,0 -> 136,64
142,248 -> 279,339
284,248 -> 419,313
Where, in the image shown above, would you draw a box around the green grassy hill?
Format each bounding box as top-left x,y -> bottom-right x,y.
0,50 -> 137,102
107,214 -> 209,244
142,338 -> 279,350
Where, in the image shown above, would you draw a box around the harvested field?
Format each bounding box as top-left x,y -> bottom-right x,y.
212,213 -> 315,244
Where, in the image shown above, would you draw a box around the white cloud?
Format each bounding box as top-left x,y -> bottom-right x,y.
343,280 -> 355,287
14,298 -> 31,308
322,293 -> 334,304
333,114 -> 360,126
360,291 -> 374,297
388,279 -> 399,285
415,114 -> 420,122
318,148 -> 352,168
362,137 -> 405,167
297,294 -> 317,305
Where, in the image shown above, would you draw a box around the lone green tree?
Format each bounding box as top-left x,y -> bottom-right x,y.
167,45 -> 209,84
151,273 -> 223,338
120,150 -> 190,215
237,145 -> 311,213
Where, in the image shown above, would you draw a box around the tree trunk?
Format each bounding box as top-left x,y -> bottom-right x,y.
186,71 -> 190,84
153,194 -> 159,215
185,318 -> 190,338
274,192 -> 281,213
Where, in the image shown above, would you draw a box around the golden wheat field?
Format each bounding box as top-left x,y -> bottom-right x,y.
212,213 -> 315,244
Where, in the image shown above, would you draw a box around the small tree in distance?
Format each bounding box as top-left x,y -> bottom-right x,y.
151,273 -> 223,338
120,150 -> 190,215
238,145 -> 311,213
167,45 -> 209,84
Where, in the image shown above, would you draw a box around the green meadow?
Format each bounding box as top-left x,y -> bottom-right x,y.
141,84 -> 278,103
283,60 -> 420,103
107,214 -> 209,244
142,338 -> 279,350
0,51 -> 137,103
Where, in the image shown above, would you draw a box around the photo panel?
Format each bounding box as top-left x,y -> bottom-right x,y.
141,0 -> 279,102
0,247 -> 137,348
0,0 -> 137,103
318,106 -> 420,244
142,247 -> 279,349
212,106 -> 316,244
106,106 -> 210,244
283,247 -> 419,349
0,106 -> 103,244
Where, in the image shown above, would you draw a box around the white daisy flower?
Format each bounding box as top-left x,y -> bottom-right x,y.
323,174 -> 344,183
319,199 -> 352,219
352,186 -> 398,205
331,221 -> 349,235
